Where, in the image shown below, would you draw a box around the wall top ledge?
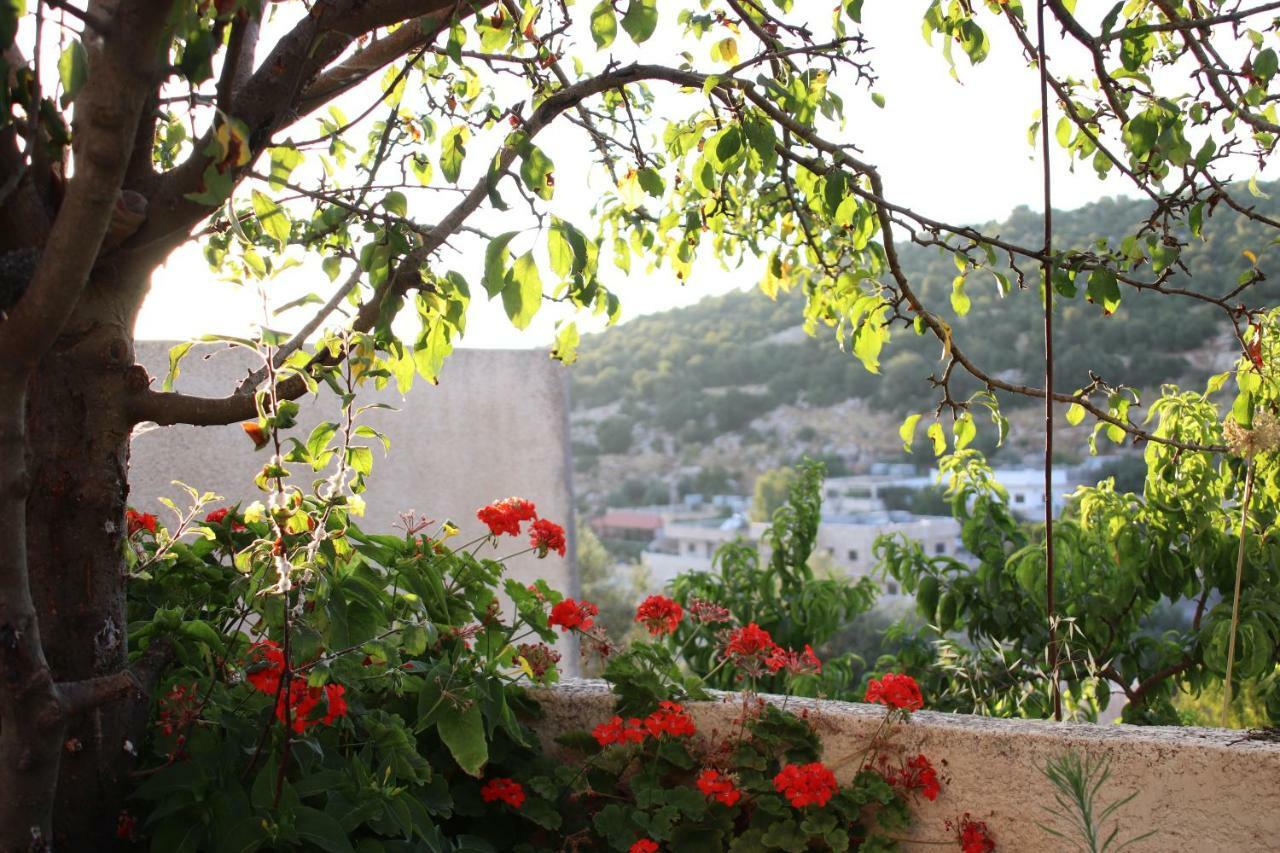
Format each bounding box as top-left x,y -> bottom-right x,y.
535,678 -> 1280,755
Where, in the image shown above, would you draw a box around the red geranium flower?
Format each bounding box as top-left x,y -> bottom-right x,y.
245,640 -> 285,695
948,813 -> 996,853
629,841 -> 659,853
724,622 -> 777,658
529,517 -> 567,557
773,762 -> 839,809
125,509 -> 157,536
548,598 -> 597,632
696,768 -> 742,806
275,681 -> 349,733
593,715 -> 647,747
115,810 -> 137,841
644,701 -> 696,738
476,497 -> 537,537
865,672 -> 924,712
765,644 -> 823,676
885,753 -> 940,801
480,777 -> 526,809
205,506 -> 247,532
635,595 -> 683,635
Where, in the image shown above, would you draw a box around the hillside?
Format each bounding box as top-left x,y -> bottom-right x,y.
569,187 -> 1280,510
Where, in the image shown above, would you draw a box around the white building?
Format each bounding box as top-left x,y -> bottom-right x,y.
642,511 -> 963,592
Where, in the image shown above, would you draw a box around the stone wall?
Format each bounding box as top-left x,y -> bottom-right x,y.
531,680 -> 1280,851
130,343 -> 579,662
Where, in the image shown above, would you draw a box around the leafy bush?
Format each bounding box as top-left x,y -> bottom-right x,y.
671,460 -> 878,699
123,492 -> 985,852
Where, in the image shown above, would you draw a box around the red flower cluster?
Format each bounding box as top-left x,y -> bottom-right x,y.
948,814 -> 996,853
476,497 -> 537,537
629,841 -> 659,853
594,701 -> 697,747
116,810 -> 137,841
480,777 -> 526,809
548,598 -> 598,632
696,769 -> 742,806
205,506 -> 247,532
529,517 -> 567,557
243,640 -> 348,732
765,644 -> 822,676
884,753 -> 940,802
125,509 -> 157,536
635,595 -> 684,635
723,622 -> 778,660
156,683 -> 199,737
245,640 -> 286,694
275,682 -> 348,733
865,672 -> 923,712
773,762 -> 839,809
593,715 -> 647,746
643,701 -> 696,738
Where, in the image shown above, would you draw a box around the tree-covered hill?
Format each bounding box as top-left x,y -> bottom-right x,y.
572,185 -> 1280,451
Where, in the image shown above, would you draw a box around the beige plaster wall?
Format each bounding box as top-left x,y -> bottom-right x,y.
129,343 -> 580,663
532,680 -> 1280,852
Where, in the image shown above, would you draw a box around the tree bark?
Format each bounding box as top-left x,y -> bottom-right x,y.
22,279 -> 144,847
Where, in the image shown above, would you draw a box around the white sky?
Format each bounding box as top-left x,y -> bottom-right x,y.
132,3 -> 1223,348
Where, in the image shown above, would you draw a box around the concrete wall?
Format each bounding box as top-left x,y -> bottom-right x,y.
130,343 -> 578,653
531,680 -> 1280,852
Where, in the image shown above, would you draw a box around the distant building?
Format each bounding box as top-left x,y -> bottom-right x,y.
642,511 -> 962,593
591,509 -> 665,544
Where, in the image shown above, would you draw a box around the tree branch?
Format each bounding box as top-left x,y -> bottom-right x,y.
129,62 -> 704,427
0,0 -> 171,377
130,0 -> 485,258
1099,1 -> 1280,44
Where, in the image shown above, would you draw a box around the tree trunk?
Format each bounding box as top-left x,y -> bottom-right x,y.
22,280 -> 142,848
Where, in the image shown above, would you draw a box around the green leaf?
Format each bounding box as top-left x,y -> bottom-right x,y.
436,704 -> 487,777
176,620 -> 226,656
1085,267 -> 1121,314
899,414 -> 922,452
950,275 -> 971,316
590,0 -> 617,49
502,252 -> 542,329
926,421 -> 946,456
414,318 -> 452,383
410,153 -> 433,185
57,40 -> 87,107
637,167 -> 664,197
953,412 -> 976,450
548,219 -> 587,278
871,92 -> 886,109
164,341 -> 195,392
251,191 -> 290,250
268,146 -> 302,190
519,143 -> 555,200
552,322 -> 579,365
620,0 -> 658,43
306,422 -> 339,463
441,126 -> 469,183
1065,402 -> 1086,426
382,191 -> 408,217
293,807 -> 355,853
483,231 -> 519,299
1055,115 -> 1072,148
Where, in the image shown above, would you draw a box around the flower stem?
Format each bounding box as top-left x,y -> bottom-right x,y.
1222,459 -> 1256,728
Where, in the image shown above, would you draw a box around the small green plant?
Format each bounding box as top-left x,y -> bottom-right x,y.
1036,750 -> 1154,853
